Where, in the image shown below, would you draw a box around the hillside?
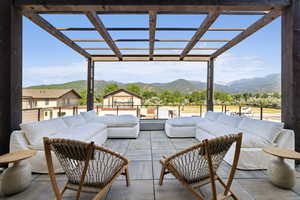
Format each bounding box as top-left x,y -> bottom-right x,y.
27,73 -> 281,94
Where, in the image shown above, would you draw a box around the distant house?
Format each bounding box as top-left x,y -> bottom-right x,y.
103,89 -> 142,108
22,89 -> 81,109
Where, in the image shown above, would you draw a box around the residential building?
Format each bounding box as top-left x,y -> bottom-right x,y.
102,89 -> 142,108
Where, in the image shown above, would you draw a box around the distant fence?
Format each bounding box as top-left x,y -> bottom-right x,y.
22,104 -> 281,123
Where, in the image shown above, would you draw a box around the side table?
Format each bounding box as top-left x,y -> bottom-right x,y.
263,147 -> 300,189
0,150 -> 36,195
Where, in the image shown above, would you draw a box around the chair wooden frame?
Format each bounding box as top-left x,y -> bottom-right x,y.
43,137 -> 130,200
159,133 -> 242,200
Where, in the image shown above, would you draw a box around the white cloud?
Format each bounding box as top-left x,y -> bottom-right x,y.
23,53 -> 278,87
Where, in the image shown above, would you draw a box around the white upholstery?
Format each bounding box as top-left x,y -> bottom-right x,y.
62,115 -> 86,127
166,112 -> 295,170
10,111 -> 140,173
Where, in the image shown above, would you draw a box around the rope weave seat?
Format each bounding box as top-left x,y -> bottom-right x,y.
160,133 -> 242,200
44,138 -> 130,200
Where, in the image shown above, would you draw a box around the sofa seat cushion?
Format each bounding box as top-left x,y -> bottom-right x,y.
62,115 -> 86,127
20,118 -> 68,146
238,118 -> 284,143
241,131 -> 273,148
91,115 -> 138,127
197,120 -> 240,137
166,117 -> 204,127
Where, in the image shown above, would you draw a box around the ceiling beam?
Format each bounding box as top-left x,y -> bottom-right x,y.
211,9 -> 281,58
16,0 -> 291,12
73,39 -> 230,42
149,11 -> 157,60
57,27 -> 246,31
180,10 -> 221,59
85,11 -> 122,60
24,13 -> 90,58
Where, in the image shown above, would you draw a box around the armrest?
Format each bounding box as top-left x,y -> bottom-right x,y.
10,130 -> 29,152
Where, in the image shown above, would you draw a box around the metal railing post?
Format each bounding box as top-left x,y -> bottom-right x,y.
178,105 -> 181,117
117,106 -> 119,116
58,107 -> 62,117
156,105 -> 159,119
96,105 -> 99,114
239,106 -> 242,116
224,105 -> 227,114
73,106 -> 75,115
136,105 -> 139,117
260,106 -> 263,120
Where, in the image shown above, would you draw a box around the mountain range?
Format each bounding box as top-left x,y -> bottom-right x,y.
27,73 -> 280,94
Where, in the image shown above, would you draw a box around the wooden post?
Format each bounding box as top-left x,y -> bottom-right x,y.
207,59 -> 214,111
0,0 -> 22,156
239,106 -> 242,116
282,0 -> 300,155
260,106 -> 263,120
87,58 -> 94,111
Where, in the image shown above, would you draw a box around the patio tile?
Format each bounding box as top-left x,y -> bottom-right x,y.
105,180 -> 154,200
151,150 -> 177,160
118,160 -> 153,180
125,150 -> 152,160
154,180 -> 195,200
152,161 -> 175,180
292,178 -> 300,196
33,173 -> 67,181
237,179 -> 300,200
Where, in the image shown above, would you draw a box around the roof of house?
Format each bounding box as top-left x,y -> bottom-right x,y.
103,88 -> 143,99
22,89 -> 81,99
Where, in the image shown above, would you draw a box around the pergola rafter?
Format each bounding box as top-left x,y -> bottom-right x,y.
85,11 -> 123,60
149,11 -> 157,60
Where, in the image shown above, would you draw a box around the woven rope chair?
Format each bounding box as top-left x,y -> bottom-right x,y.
43,137 -> 130,200
159,133 -> 242,200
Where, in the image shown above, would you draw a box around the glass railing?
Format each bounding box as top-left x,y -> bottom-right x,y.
22,104 -> 281,123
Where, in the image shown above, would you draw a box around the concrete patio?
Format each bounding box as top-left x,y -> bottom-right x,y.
1,130 -> 300,200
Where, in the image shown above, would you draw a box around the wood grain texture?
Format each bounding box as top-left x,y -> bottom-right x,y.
149,11 -> 157,60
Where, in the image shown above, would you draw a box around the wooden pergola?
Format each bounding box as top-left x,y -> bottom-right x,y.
0,0 -> 299,159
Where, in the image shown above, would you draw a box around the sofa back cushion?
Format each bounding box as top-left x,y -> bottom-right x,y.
62,115 -> 86,127
81,110 -> 98,122
217,114 -> 242,128
205,111 -> 222,121
238,118 -> 284,142
20,118 -> 68,146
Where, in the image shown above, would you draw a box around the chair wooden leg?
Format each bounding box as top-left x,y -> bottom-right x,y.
159,165 -> 166,185
125,167 -> 130,186
217,176 -> 239,200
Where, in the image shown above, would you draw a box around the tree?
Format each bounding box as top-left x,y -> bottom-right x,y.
159,90 -> 175,105
79,90 -> 87,105
103,83 -> 119,95
142,90 -> 157,100
189,91 -> 205,104
173,91 -> 185,104
126,84 -> 141,95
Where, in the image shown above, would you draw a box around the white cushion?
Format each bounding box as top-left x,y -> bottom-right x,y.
20,118 -> 68,146
241,131 -> 273,148
81,110 -> 98,122
197,120 -> 240,137
92,115 -> 138,126
167,117 -> 203,127
62,115 -> 86,127
217,114 -> 242,128
205,111 -> 222,121
51,122 -> 106,142
238,118 -> 284,143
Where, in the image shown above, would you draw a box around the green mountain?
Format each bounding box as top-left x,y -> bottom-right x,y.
26,74 -> 281,94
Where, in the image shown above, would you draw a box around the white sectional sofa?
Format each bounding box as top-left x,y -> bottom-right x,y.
165,116 -> 202,138
165,112 -> 295,170
10,111 -> 139,173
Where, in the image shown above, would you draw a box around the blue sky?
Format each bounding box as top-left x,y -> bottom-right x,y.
23,14 -> 281,87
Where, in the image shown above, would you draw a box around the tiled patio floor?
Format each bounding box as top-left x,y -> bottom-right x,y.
1,131 -> 300,200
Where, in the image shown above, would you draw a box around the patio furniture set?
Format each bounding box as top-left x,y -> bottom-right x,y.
1,111 -> 299,199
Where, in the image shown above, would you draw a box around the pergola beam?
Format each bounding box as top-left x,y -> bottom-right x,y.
84,47 -> 218,50
57,27 -> 246,31
212,9 -> 281,58
180,10 -> 220,59
24,13 -> 90,58
16,0 -> 291,12
73,39 -> 230,42
149,11 -> 157,60
85,11 -> 122,60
